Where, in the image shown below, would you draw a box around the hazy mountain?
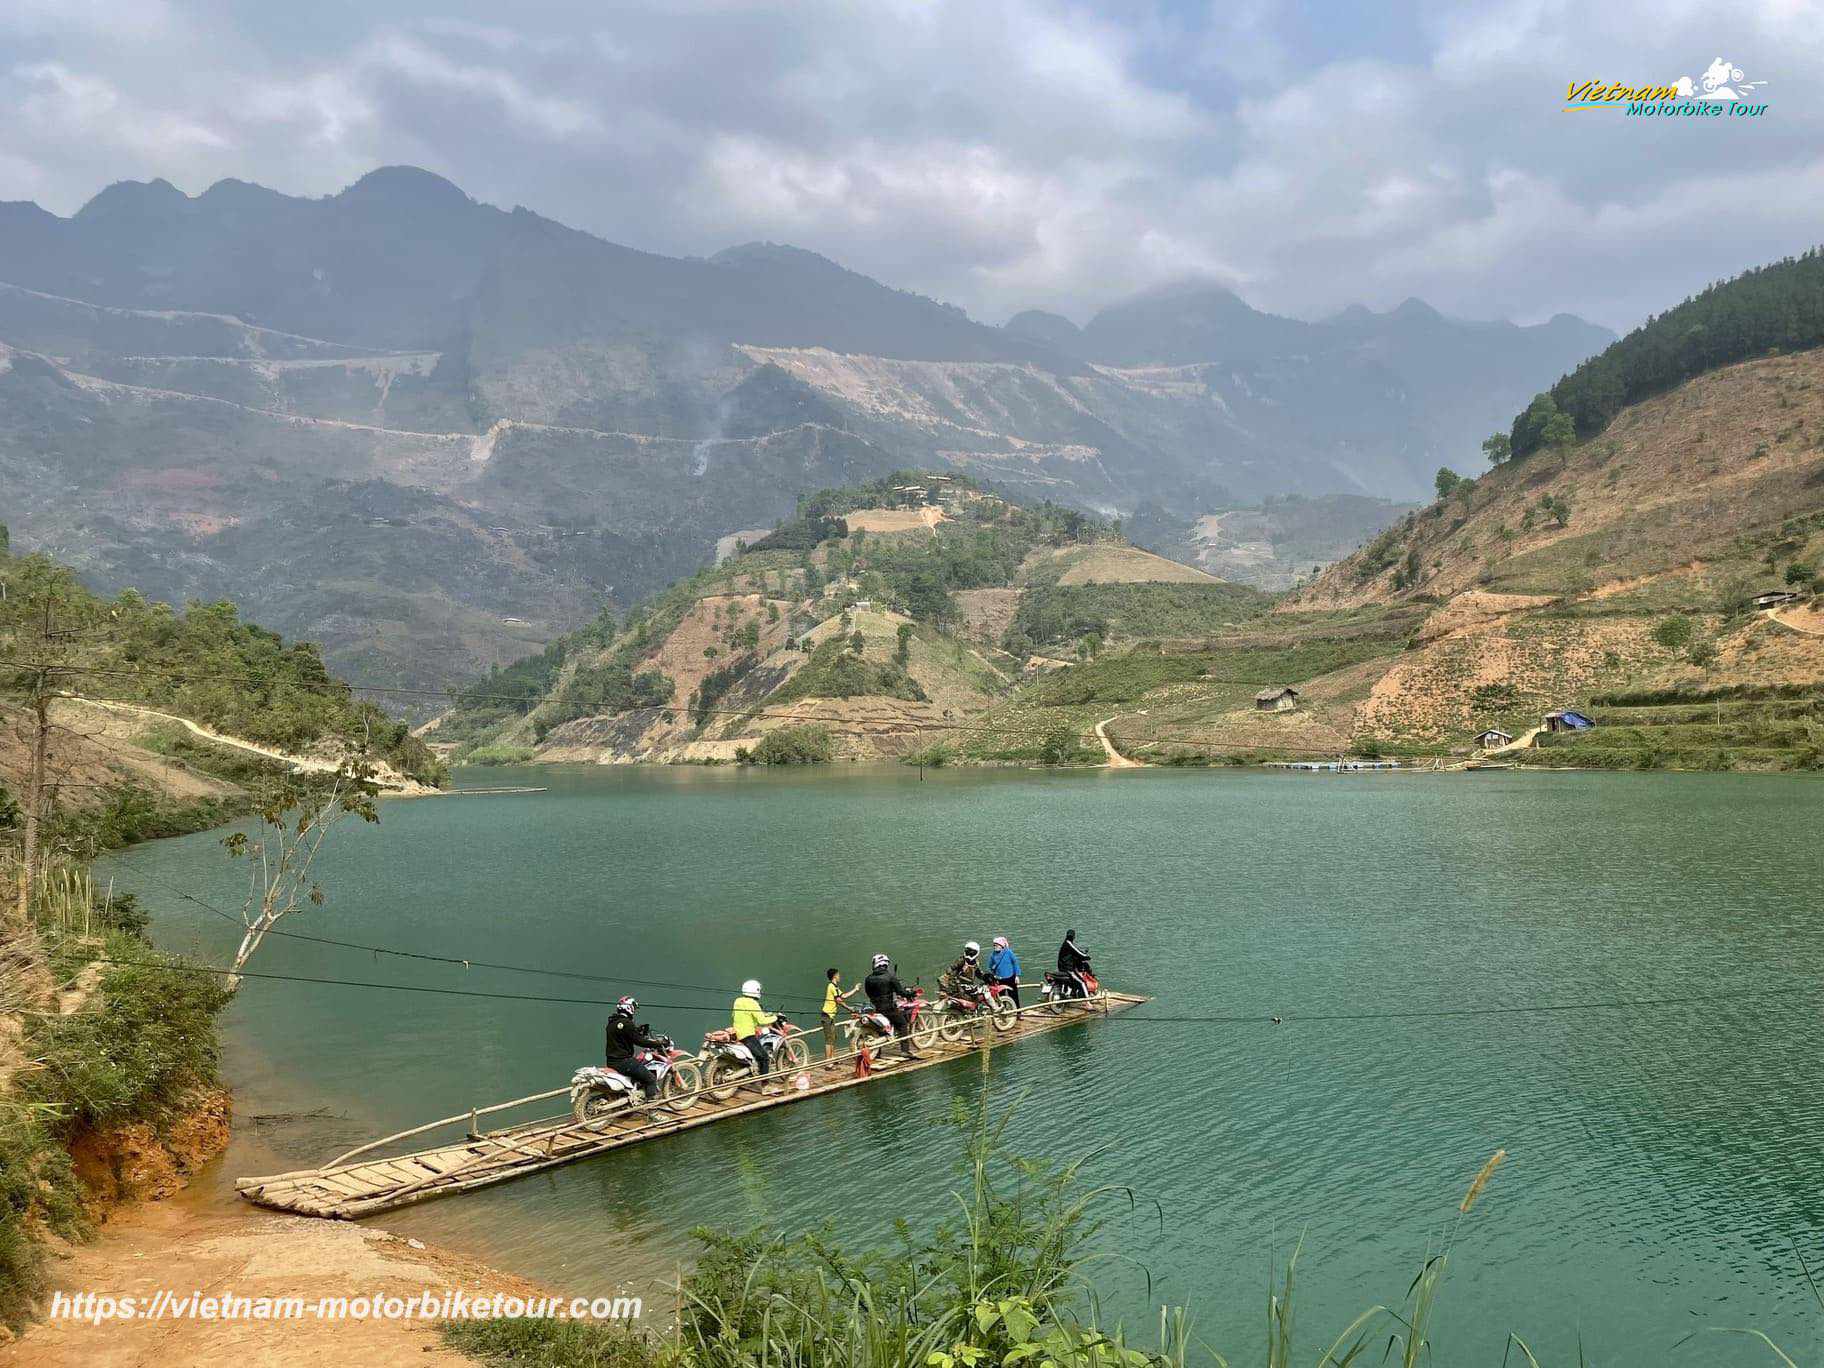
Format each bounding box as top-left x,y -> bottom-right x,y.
0,167 -> 1615,699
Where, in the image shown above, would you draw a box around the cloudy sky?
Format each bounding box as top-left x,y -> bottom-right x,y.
3,0 -> 1820,329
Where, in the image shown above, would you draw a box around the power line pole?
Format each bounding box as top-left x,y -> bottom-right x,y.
15,673 -> 49,929
9,595 -> 73,933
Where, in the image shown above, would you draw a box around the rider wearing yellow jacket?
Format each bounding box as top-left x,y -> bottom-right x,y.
732,979 -> 782,1091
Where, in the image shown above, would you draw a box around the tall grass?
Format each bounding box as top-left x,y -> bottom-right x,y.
445,1100 -> 1534,1368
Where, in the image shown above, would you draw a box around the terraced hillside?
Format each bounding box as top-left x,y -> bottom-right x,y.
436,474 -> 1273,764
440,335 -> 1824,774
1163,347 -> 1813,766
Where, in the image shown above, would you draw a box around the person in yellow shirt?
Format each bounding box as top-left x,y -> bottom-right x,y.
732,978 -> 782,1095
820,967 -> 860,1068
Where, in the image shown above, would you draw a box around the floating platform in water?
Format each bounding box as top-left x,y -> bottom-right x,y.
1266,760 -> 1402,771
237,991 -> 1146,1219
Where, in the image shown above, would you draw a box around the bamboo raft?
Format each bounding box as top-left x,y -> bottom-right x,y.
237,990 -> 1146,1219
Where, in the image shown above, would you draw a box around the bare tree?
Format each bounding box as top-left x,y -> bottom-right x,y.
222,764 -> 378,990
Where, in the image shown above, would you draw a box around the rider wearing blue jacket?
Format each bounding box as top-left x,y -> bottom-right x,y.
987,936 -> 1021,1007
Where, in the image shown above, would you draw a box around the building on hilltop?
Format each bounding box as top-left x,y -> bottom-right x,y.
1255,687 -> 1300,713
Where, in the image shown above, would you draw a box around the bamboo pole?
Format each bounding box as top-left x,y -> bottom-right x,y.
249,992 -> 1134,1217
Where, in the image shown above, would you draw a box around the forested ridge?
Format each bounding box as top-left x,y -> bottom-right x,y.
1511,247 -> 1824,458
0,536 -> 446,785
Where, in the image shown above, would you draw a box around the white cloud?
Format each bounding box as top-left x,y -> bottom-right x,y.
0,0 -> 1820,330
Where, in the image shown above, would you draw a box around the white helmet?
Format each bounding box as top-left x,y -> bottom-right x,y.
741,978 -> 762,996
963,941 -> 980,957
871,953 -> 890,969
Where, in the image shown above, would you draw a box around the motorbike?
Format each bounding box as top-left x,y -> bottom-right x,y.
570,1039 -> 702,1122
1039,968 -> 1101,1014
843,990 -> 940,1057
935,978 -> 1017,1041
700,1017 -> 809,1100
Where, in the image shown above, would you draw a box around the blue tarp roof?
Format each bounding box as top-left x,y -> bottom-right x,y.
1556,711 -> 1594,728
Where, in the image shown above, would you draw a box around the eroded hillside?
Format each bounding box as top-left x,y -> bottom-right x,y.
438,474 -> 1272,763
1273,349 -> 1824,744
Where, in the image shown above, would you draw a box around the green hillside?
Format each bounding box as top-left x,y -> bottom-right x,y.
1509,246 -> 1824,458
0,537 -> 446,789
437,473 -> 1279,763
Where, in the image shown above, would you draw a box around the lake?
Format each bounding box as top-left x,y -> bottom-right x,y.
108,764 -> 1824,1365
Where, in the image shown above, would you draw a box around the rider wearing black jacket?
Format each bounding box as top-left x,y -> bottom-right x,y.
604,997 -> 665,1098
940,942 -> 987,997
1057,930 -> 1091,998
863,955 -> 920,1058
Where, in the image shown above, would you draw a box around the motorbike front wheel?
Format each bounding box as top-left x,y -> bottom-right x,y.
936,1008 -> 966,1044
663,1060 -> 703,1114
1039,987 -> 1065,1015
703,1056 -> 745,1103
910,1015 -> 941,1050
773,1036 -> 810,1075
988,994 -> 1018,1032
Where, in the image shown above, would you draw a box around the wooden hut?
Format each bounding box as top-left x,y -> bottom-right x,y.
1255,687 -> 1300,713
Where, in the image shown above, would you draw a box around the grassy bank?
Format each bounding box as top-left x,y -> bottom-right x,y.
1,864 -> 233,1328
436,1097 -> 1620,1368
1524,690 -> 1824,772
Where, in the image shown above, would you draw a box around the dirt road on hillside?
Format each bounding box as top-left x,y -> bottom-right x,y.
64,697 -> 435,793
1765,605 -> 1824,637
1484,725 -> 1544,757
1095,716 -> 1146,768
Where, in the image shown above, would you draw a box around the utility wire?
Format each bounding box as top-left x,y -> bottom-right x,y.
9,662 -> 1415,756
78,954 -> 718,1012
66,951 -> 1821,1026
102,848 -> 837,1007
1115,984 -> 1824,1024
5,657 -> 1344,708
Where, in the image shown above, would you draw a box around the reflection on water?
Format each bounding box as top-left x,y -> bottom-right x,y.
108,765 -> 1824,1366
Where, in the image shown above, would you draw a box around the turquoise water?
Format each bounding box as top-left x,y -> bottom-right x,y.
109,765 -> 1824,1364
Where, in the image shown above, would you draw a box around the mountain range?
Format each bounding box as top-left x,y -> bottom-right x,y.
0,167 -> 1613,701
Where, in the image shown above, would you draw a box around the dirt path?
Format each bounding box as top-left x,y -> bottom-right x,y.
64,698 -> 434,794
1484,725 -> 1544,757
1095,716 -> 1146,768
0,1203 -> 572,1368
1764,605 -> 1824,637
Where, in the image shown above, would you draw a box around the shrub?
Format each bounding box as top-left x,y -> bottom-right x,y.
463,743 -> 537,765
902,743 -> 955,768
1038,723 -> 1081,765
1651,615 -> 1695,650
749,726 -> 833,765
23,940 -> 233,1132
772,641 -> 925,705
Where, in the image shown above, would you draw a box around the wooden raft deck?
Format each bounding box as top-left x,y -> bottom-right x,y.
237,991 -> 1146,1219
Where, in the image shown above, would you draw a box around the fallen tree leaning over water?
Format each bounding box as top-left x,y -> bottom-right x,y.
221,767 -> 378,989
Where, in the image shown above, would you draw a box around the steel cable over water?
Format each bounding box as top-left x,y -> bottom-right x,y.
70,952 -> 1823,1028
